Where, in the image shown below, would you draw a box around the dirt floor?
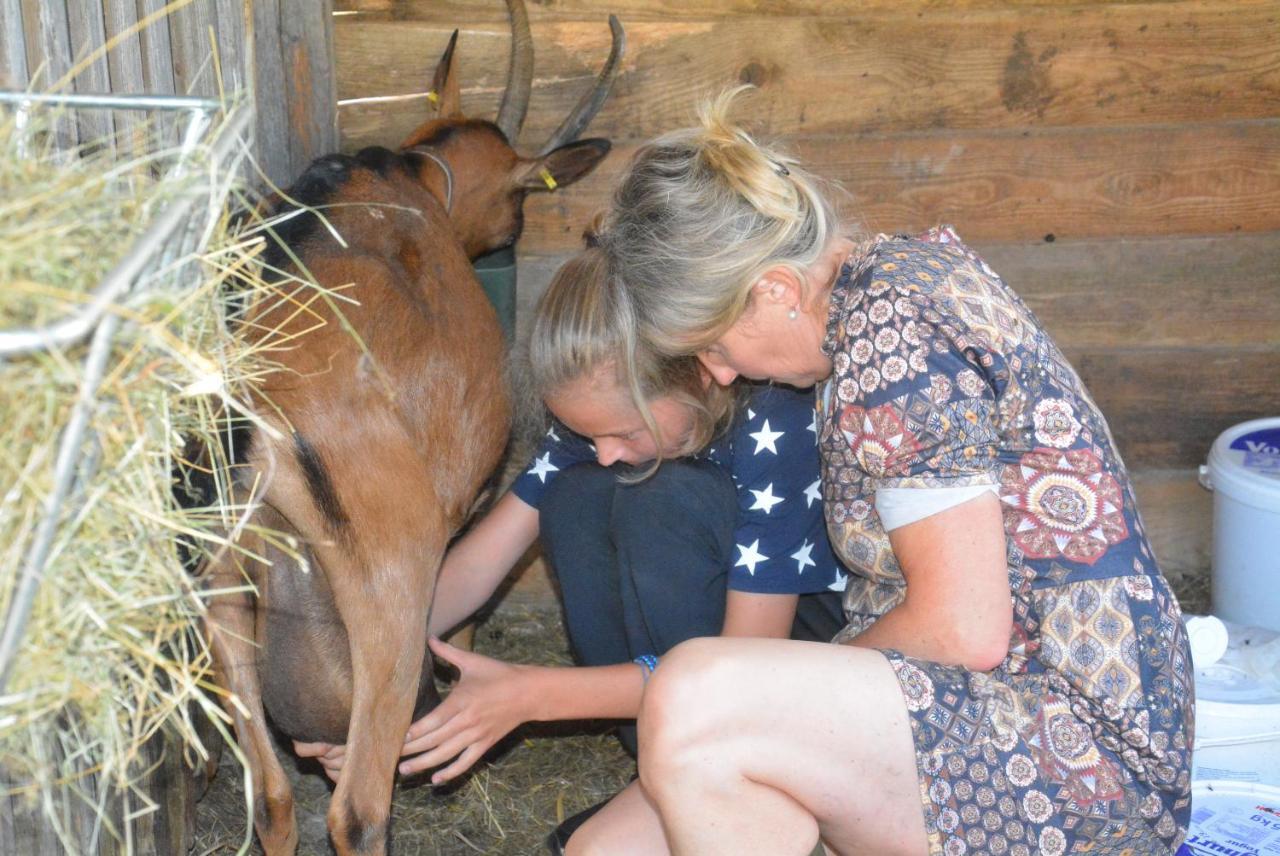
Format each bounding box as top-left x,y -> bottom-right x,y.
192,574 -> 1212,856
192,599 -> 634,856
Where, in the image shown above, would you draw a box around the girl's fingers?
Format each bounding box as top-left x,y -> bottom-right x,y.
405,692 -> 466,741
402,709 -> 470,757
293,740 -> 336,759
430,744 -> 486,785
398,730 -> 478,777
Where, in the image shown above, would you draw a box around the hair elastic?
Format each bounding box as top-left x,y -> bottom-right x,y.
633,654 -> 659,681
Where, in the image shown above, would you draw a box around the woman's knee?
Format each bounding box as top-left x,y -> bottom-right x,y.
637,638 -> 737,774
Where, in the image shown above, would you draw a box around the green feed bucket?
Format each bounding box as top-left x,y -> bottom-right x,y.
472,246 -> 516,343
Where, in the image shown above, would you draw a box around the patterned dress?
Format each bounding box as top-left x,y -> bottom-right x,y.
816,227 -> 1193,855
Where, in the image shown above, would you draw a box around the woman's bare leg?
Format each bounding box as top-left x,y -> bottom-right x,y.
566,780 -> 667,856
637,637 -> 930,856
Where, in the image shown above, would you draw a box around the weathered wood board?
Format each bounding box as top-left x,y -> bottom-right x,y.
335,1 -> 1280,147
501,121 -> 1280,253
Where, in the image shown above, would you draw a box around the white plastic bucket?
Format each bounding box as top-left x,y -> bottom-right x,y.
1192,621 -> 1280,786
1199,417 -> 1280,633
1177,781 -> 1280,856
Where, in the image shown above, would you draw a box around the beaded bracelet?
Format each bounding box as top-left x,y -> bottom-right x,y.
633,654 -> 659,681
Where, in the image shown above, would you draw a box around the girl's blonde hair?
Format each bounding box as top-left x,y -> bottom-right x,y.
528,243 -> 736,466
598,85 -> 847,355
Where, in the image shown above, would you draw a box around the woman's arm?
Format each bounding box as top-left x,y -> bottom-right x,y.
426,491 -> 540,639
847,491 -> 1012,671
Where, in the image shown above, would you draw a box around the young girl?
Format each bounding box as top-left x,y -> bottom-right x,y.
296,243 -> 848,852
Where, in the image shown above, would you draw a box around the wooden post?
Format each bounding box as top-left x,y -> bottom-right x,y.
253,0 -> 338,190
0,0 -> 28,89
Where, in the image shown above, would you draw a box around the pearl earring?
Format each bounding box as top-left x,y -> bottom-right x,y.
788,307 -> 798,320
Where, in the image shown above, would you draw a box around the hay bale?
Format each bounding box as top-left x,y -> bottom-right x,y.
0,102 -> 263,853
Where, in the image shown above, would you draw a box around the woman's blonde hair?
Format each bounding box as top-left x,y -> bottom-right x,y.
528,243 -> 737,467
598,85 -> 846,355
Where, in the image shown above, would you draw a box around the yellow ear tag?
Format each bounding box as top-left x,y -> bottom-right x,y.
539,168 -> 558,191
426,90 -> 440,105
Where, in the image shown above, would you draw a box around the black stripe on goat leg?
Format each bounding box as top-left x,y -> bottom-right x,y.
294,432 -> 350,537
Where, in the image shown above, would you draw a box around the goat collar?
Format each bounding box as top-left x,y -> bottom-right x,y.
405,147 -> 454,213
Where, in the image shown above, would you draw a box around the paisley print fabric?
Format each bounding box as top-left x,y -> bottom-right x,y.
817,227 -> 1193,855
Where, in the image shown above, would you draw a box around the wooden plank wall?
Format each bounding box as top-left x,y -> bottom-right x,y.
0,0 -> 337,190
356,0 -> 1280,597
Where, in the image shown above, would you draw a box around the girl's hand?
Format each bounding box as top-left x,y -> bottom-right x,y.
398,636 -> 534,784
293,740 -> 346,783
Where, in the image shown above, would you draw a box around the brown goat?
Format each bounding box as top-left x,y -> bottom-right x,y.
198,4 -> 621,853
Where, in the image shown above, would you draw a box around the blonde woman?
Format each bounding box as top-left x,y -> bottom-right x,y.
591,88 -> 1193,856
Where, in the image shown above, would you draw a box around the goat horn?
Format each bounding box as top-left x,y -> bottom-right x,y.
495,0 -> 534,144
539,15 -> 625,156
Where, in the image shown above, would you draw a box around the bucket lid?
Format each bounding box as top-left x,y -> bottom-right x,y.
1196,622 -> 1280,709
1206,417 -> 1280,510
1179,781 -> 1280,856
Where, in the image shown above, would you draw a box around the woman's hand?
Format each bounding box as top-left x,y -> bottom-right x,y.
293,740 -> 346,783
398,636 -> 535,784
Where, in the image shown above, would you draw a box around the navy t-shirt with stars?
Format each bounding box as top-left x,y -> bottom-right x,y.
512,384 -> 849,595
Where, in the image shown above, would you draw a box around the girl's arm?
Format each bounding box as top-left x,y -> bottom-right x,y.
395,588 -> 801,783
426,490 -> 540,639
722,589 -> 799,638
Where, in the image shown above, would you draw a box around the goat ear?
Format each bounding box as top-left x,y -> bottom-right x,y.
517,138 -> 611,193
429,30 -> 463,119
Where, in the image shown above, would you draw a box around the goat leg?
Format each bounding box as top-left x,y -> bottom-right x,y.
322,535 -> 441,856
205,533 -> 300,856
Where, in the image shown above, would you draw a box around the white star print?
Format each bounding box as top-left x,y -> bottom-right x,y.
747,408 -> 756,421
807,409 -> 818,437
828,571 -> 848,592
735,539 -> 769,575
547,425 -> 561,442
749,419 -> 784,455
749,483 -> 784,514
804,479 -> 822,508
527,452 -> 559,483
791,540 -> 816,574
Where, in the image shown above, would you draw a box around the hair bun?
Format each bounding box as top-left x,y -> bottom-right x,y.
695,85 -> 799,223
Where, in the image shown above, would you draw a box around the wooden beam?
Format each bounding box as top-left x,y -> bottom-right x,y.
35,0 -> 75,145
489,121 -> 1280,253
336,0 -> 1225,22
65,0 -> 114,142
1130,469 -> 1212,601
978,234 -> 1280,350
519,233 -> 1280,351
1071,347 -> 1280,467
281,0 -> 339,174
0,0 -> 28,89
136,0 -> 177,95
335,1 -> 1280,146
167,0 -> 218,95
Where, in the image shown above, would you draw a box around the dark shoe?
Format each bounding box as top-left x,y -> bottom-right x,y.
546,799 -> 609,855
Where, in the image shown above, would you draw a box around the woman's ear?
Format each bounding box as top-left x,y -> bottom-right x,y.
752,266 -> 805,310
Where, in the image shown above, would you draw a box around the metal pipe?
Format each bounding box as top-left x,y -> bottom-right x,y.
0,91 -> 220,112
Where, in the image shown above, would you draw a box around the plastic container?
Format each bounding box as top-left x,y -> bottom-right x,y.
1192,621 -> 1280,785
472,245 -> 516,343
1199,417 -> 1280,632
1176,781 -> 1280,856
